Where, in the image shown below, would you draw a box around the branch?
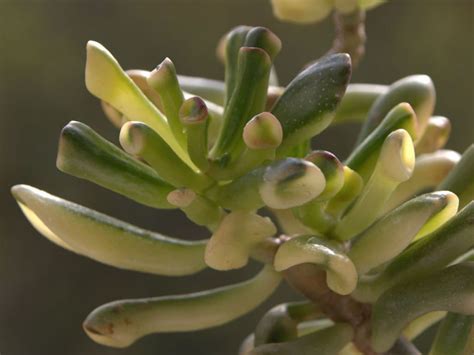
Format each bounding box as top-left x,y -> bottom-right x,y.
328,9 -> 367,68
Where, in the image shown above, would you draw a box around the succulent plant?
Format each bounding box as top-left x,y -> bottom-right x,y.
11,20 -> 473,355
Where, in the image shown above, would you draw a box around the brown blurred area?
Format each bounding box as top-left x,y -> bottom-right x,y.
0,0 -> 472,354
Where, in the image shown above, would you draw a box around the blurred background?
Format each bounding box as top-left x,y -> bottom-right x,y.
0,0 -> 472,354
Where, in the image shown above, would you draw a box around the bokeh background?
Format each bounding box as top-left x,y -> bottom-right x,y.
0,0 -> 472,354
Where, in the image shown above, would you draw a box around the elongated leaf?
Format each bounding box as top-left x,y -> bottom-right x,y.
333,84 -> 388,124
402,311 -> 446,340
147,58 -> 186,147
325,166 -> 364,218
272,53 -> 351,155
349,191 -> 458,274
12,185 -> 207,276
179,97 -> 210,172
83,266 -> 281,348
382,150 -> 461,214
346,102 -> 417,181
356,75 -> 435,144
57,121 -> 175,209
414,116 -> 451,155
429,313 -> 473,355
335,129 -> 415,240
250,323 -> 353,355
371,262 -> 474,352
439,144 -> 474,208
120,121 -> 213,191
354,202 -> 474,302
178,75 -> 225,106
211,47 -> 272,162
274,235 -> 357,295
85,41 -> 194,168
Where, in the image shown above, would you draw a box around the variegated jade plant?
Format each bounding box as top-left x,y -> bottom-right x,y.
12,25 -> 473,355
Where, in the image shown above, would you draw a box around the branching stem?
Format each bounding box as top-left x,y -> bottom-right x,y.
328,9 -> 367,68
252,236 -> 420,355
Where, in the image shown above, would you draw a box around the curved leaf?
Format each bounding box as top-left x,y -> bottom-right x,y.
356,75 -> 435,144
83,266 -> 281,348
57,121 -> 175,209
272,53 -> 351,155
349,191 -> 458,274
371,262 -> 474,352
12,185 -> 207,276
439,144 -> 474,208
274,235 -> 357,295
354,202 -> 474,302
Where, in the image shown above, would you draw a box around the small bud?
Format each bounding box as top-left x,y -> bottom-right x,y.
243,112 -> 283,150
167,188 -> 196,208
179,96 -> 209,125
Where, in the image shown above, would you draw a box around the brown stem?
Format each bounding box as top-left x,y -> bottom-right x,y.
252,236 -> 421,355
283,263 -> 376,354
328,9 -> 367,68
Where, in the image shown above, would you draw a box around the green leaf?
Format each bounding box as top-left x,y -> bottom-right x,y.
211,47 -> 272,162
382,149 -> 461,214
147,58 -> 186,148
429,313 -> 473,355
371,262 -> 474,352
346,102 -> 418,181
402,311 -> 446,341
250,323 -> 353,355
354,202 -> 474,302
119,121 -> 214,191
272,53 -> 352,156
439,144 -> 474,208
11,185 -> 207,276
179,97 -> 211,173
178,75 -> 225,106
356,75 -> 435,145
57,121 -> 175,209
293,151 -> 344,233
335,129 -> 415,240
84,41 -> 194,168
333,84 -> 388,124
349,191 -> 458,274
223,26 -> 252,105
83,266 -> 281,348
274,235 -> 358,295
325,166 -> 364,218
415,116 -> 451,155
